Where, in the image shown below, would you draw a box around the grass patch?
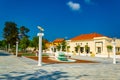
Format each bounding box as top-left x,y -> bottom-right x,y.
42,53 -> 49,57
21,52 -> 49,57
22,53 -> 36,56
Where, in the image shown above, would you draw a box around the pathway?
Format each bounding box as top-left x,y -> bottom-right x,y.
0,51 -> 120,80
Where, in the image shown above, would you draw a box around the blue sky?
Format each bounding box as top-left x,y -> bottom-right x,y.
0,0 -> 120,41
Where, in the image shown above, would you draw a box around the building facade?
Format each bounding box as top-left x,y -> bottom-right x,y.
48,38 -> 65,52
67,33 -> 120,56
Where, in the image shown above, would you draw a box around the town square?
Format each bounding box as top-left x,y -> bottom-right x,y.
0,0 -> 120,80
0,50 -> 120,80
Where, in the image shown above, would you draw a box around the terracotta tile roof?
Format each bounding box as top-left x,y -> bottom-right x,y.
71,33 -> 104,41
53,38 -> 65,43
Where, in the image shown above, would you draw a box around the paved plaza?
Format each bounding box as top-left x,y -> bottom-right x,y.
0,51 -> 120,80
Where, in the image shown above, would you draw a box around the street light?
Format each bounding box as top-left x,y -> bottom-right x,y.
37,26 -> 44,66
16,34 -> 22,57
112,38 -> 116,64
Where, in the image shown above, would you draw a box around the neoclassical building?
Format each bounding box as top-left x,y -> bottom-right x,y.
67,33 -> 120,56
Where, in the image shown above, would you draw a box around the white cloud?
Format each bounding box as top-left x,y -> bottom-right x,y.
67,1 -> 80,11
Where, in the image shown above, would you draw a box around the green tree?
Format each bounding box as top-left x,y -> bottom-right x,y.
29,40 -> 34,47
32,36 -> 39,49
3,22 -> 19,49
61,40 -> 67,51
42,38 -> 49,50
107,45 -> 113,58
0,40 -> 3,47
31,36 -> 49,50
19,26 -> 30,38
76,45 -> 80,55
19,37 -> 30,52
57,44 -> 61,51
85,44 -> 89,54
0,40 -> 7,50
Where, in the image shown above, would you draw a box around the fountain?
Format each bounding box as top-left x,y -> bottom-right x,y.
58,52 -> 68,61
50,51 -> 76,62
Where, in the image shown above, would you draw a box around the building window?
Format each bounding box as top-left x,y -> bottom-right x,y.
97,47 -> 101,54
80,47 -> 84,53
75,47 -> 78,53
95,42 -> 103,52
116,47 -> 120,55
118,47 -> 120,52
85,44 -> 90,54
116,47 -> 120,52
88,47 -> 90,53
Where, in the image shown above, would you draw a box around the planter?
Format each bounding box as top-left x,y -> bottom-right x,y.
17,53 -> 22,57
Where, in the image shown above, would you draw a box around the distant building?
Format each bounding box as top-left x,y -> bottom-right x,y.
67,33 -> 120,57
48,38 -> 65,52
53,38 -> 65,46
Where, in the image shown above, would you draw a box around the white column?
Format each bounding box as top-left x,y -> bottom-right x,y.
112,40 -> 116,64
8,44 -> 10,52
16,41 -> 18,57
37,33 -> 44,66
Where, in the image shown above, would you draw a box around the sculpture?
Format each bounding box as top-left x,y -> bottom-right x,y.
37,26 -> 44,32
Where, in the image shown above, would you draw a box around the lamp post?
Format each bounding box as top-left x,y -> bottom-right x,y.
16,41 -> 18,57
112,38 -> 116,64
37,26 -> 44,66
16,34 -> 21,57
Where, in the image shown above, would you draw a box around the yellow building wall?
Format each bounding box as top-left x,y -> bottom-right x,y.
68,37 -> 120,56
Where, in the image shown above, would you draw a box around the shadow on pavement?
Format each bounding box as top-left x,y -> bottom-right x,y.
0,69 -> 71,80
0,52 -> 11,56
